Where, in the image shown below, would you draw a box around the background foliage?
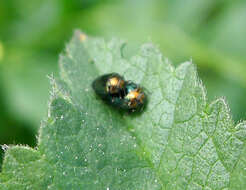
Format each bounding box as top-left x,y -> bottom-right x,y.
0,0 -> 246,170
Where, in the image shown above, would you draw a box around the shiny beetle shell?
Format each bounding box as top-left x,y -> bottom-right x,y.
121,81 -> 147,111
106,75 -> 125,95
92,73 -> 125,99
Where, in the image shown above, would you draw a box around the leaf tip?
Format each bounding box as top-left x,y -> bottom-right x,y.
73,29 -> 87,42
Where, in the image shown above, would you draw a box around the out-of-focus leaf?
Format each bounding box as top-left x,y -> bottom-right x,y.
208,2 -> 246,59
1,49 -> 58,130
0,42 -> 3,61
4,0 -> 62,47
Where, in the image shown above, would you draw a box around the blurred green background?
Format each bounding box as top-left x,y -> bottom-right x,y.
1,0 -> 246,169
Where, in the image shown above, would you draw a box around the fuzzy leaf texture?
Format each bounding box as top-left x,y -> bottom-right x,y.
0,31 -> 246,190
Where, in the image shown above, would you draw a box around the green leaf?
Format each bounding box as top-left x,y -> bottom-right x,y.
0,30 -> 246,190
0,42 -> 3,61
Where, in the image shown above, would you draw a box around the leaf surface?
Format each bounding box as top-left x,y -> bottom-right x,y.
0,31 -> 245,190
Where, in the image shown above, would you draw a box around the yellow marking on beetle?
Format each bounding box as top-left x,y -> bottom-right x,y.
106,77 -> 123,93
110,77 -> 119,86
126,91 -> 139,100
